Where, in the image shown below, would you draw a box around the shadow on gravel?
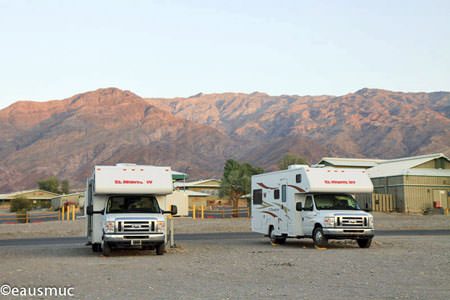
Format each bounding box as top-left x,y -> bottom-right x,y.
247,238 -> 386,249
3,245 -> 175,259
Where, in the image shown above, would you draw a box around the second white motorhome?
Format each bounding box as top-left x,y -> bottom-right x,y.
251,165 -> 375,248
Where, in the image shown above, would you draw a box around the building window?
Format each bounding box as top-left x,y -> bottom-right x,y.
274,189 -> 280,199
435,158 -> 446,169
253,189 -> 262,205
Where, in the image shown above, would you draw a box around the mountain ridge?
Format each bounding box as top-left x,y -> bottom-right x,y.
0,87 -> 449,192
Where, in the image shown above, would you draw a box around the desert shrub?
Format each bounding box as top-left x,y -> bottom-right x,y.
10,196 -> 33,212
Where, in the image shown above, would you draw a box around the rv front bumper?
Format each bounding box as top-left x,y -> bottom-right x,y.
103,233 -> 165,244
323,228 -> 374,239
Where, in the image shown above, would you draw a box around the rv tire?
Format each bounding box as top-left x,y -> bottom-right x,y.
156,243 -> 165,255
92,243 -> 101,252
269,227 -> 286,245
313,226 -> 328,248
102,242 -> 112,256
357,238 -> 372,248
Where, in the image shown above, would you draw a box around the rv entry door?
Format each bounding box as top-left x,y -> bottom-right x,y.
279,179 -> 288,233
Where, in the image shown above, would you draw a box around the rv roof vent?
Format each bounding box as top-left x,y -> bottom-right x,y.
288,164 -> 309,170
311,164 -> 326,168
116,163 -> 137,167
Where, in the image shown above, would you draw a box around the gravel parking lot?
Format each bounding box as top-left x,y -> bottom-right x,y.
1,234 -> 449,299
0,213 -> 449,299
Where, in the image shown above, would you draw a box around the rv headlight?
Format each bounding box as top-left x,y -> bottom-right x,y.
104,221 -> 115,233
324,217 -> 335,227
368,216 -> 374,227
157,221 -> 165,233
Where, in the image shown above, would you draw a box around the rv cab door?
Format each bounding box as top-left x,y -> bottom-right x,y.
302,195 -> 316,236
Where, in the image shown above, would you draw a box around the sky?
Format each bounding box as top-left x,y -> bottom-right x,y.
0,0 -> 449,109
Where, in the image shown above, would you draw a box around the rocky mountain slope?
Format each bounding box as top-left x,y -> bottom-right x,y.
146,88 -> 450,159
0,88 -> 241,192
0,87 -> 448,192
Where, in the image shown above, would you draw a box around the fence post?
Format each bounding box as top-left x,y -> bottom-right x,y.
193,205 -> 196,219
25,212 -> 28,223
72,205 -> 75,221
170,217 -> 174,248
62,206 -> 65,221
201,205 -> 204,219
222,208 -> 225,218
248,207 -> 250,218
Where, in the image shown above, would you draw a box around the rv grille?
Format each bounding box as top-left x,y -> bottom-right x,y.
119,221 -> 154,233
339,217 -> 365,227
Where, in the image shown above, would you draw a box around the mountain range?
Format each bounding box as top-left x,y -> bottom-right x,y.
0,87 -> 449,192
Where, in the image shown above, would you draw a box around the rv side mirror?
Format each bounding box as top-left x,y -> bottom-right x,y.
296,202 -> 303,211
170,205 -> 178,215
86,205 -> 93,216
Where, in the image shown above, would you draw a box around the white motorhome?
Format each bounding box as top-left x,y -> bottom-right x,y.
251,165 -> 375,248
85,163 -> 177,256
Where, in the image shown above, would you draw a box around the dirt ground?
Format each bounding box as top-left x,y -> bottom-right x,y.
0,212 -> 449,240
0,234 -> 448,299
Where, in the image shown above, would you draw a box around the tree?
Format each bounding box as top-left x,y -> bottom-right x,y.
37,177 -> 60,194
278,154 -> 308,170
220,159 -> 264,217
60,179 -> 70,194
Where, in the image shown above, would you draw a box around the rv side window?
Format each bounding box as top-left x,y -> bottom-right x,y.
281,185 -> 286,202
274,189 -> 280,199
296,174 -> 301,183
253,189 -> 262,205
304,196 -> 313,211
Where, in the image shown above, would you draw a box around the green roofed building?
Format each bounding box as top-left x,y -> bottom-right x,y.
317,153 -> 450,213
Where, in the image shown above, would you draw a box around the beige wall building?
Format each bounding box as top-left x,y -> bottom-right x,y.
318,153 -> 450,213
0,189 -> 60,209
174,179 -> 221,208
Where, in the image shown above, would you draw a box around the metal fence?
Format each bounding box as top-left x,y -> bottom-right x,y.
189,205 -> 250,219
0,205 -> 79,224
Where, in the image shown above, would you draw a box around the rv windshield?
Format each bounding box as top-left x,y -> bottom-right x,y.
314,194 -> 360,210
106,195 -> 161,214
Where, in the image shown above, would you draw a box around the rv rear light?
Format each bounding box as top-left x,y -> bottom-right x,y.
123,169 -> 127,171
104,221 -> 115,233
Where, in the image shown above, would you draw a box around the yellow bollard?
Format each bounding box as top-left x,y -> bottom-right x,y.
62,206 -> 65,221
72,205 -> 75,221
193,205 -> 196,219
201,205 -> 204,219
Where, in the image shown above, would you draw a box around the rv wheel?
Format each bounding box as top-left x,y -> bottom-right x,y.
156,243 -> 165,255
269,227 -> 286,245
102,242 -> 112,256
92,243 -> 101,252
313,227 -> 328,248
357,238 -> 372,248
